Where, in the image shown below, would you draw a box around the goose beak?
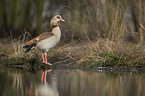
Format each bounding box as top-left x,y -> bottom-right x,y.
61,18 -> 65,22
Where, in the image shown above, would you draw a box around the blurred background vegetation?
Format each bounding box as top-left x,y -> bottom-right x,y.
0,0 -> 145,43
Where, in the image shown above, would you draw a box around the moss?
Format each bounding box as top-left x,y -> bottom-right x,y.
78,54 -> 145,68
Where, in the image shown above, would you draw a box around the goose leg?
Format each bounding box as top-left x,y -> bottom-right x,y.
42,53 -> 45,63
45,53 -> 52,65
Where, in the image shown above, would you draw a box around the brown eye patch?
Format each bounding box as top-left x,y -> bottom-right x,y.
56,16 -> 61,19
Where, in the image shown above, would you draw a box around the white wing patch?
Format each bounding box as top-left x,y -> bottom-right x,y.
36,38 -> 39,41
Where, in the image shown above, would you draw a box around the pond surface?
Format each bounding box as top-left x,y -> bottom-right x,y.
0,66 -> 145,96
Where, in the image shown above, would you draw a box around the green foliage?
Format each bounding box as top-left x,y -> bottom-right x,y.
80,49 -> 129,68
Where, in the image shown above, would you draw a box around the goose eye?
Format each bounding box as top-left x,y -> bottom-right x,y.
56,16 -> 61,19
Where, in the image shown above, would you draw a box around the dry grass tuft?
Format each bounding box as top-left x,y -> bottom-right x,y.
71,38 -> 145,67
9,32 -> 30,58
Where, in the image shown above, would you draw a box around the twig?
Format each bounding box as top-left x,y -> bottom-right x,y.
140,23 -> 145,31
65,53 -> 77,61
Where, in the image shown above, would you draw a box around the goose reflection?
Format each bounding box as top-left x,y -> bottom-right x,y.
36,69 -> 59,96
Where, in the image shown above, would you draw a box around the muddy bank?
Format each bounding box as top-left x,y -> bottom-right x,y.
1,39 -> 145,68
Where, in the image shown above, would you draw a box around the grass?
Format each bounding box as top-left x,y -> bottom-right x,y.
1,36 -> 145,68
9,32 -> 29,58
75,39 -> 145,68
0,32 -> 42,66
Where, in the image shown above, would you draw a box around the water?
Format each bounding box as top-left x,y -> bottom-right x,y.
0,67 -> 145,96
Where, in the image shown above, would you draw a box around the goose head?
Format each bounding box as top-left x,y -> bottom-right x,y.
50,15 -> 65,28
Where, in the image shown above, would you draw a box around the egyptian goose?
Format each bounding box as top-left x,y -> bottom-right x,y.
23,15 -> 65,65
